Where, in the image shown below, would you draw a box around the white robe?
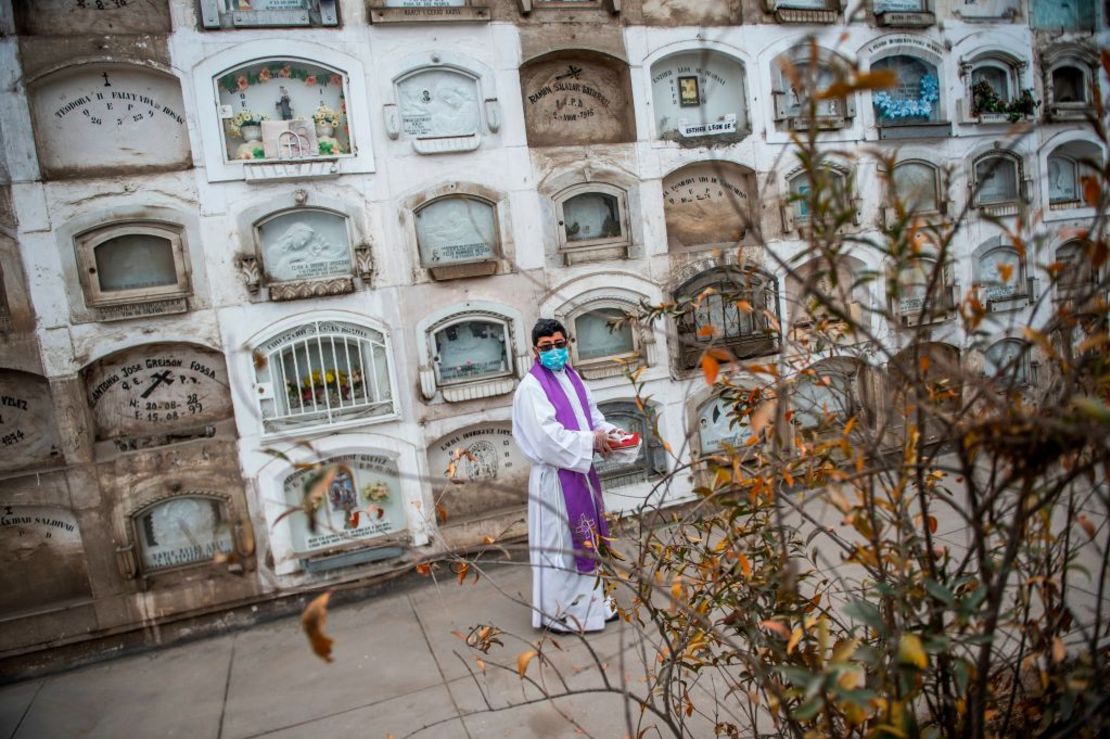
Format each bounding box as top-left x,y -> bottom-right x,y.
512,368 -> 618,632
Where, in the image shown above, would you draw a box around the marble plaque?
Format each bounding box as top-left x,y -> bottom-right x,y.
952,0 -> 1018,19
30,65 -> 189,178
84,344 -> 233,441
976,159 -> 1018,204
651,52 -> 746,141
874,0 -> 926,10
282,453 -> 407,554
662,163 -> 754,249
435,320 -> 509,382
427,424 -> 530,519
399,70 -> 480,138
258,210 -> 352,282
136,495 -> 234,572
1049,156 -> 1079,203
0,505 -> 91,615
0,371 -> 62,472
416,197 -> 497,265
519,54 -> 635,146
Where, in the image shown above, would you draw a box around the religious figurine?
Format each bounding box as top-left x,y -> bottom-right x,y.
276,86 -> 293,120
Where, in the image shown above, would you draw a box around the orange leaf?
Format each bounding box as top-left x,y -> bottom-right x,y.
455,562 -> 470,585
760,619 -> 791,639
736,299 -> 753,313
415,563 -> 432,576
997,263 -> 1013,284
738,553 -> 752,579
347,511 -> 360,528
927,516 -> 938,534
671,576 -> 684,603
300,591 -> 335,663
482,535 -> 497,545
787,627 -> 803,655
517,649 -> 538,677
435,503 -> 448,524
1052,636 -> 1066,664
697,324 -> 716,338
701,353 -> 720,385
1077,514 -> 1097,539
1083,176 -> 1101,208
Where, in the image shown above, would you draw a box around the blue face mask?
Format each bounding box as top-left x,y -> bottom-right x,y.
538,346 -> 569,372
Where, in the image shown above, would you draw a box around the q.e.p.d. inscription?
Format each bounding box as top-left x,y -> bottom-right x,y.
83,344 -> 233,441
30,65 -> 189,177
519,54 -> 634,147
662,163 -> 755,249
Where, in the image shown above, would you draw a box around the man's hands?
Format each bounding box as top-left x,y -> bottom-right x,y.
593,428 -> 614,456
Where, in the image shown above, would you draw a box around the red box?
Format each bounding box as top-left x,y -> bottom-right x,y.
610,432 -> 640,449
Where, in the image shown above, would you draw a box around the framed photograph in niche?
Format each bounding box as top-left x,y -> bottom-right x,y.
415,196 -> 499,279
216,59 -> 350,162
74,222 -> 191,321
678,76 -> 700,107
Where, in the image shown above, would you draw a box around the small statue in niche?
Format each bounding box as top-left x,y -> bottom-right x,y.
276,86 -> 293,120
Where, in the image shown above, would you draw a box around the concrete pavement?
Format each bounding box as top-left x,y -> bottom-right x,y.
0,562 -> 695,739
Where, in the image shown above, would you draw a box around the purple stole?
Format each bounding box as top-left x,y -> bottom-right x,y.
529,362 -> 610,573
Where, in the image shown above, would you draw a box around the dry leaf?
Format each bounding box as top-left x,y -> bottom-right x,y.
997,263 -> 1013,284
1077,514 -> 1097,539
760,619 -> 791,639
1052,636 -> 1066,663
787,627 -> 803,655
738,553 -> 752,579
415,563 -> 432,576
1083,176 -> 1102,207
897,634 -> 927,670
300,591 -> 335,663
697,324 -> 716,338
517,649 -> 538,677
702,353 -> 720,385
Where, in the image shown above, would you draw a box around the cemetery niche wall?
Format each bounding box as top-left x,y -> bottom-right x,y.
0,369 -> 63,474
28,63 -> 190,179
518,50 -> 636,147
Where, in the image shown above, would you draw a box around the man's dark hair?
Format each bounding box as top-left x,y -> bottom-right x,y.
531,318 -> 567,347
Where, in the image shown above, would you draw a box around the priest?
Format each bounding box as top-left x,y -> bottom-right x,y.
512,318 -> 619,633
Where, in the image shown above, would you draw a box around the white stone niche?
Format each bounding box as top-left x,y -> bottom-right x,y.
415,301 -> 529,404
193,42 -> 375,183
383,52 -> 501,155
648,49 -> 750,146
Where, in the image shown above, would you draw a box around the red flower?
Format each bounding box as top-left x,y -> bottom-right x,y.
278,65 -> 292,79
236,75 -> 249,91
304,75 -> 318,87
328,74 -> 343,87
258,67 -> 272,82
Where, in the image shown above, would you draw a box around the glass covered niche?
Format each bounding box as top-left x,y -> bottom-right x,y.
574,308 -> 634,362
892,161 -> 940,213
563,193 -> 621,243
136,497 -> 234,572
975,157 -> 1019,205
872,56 -> 941,123
415,196 -> 497,267
256,209 -> 352,282
217,59 -> 349,162
697,395 -> 746,454
433,319 -> 510,384
94,234 -> 178,292
977,246 -> 1023,302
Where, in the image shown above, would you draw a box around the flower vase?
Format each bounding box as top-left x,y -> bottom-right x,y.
315,123 -> 335,138
236,125 -> 264,160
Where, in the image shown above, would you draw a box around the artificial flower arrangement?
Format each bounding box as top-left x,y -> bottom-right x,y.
971,80 -> 1040,122
313,105 -> 341,127
220,65 -> 344,94
285,367 -> 365,408
361,481 -> 390,503
227,110 -> 267,138
873,74 -> 939,121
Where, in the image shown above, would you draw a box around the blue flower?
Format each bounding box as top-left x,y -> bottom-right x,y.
874,74 -> 939,121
